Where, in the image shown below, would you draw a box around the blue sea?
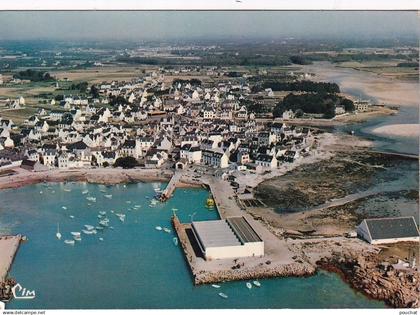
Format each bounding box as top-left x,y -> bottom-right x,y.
0,182 -> 385,309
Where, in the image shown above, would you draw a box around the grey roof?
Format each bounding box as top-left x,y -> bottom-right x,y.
365,217 -> 419,240
192,220 -> 240,248
227,217 -> 262,243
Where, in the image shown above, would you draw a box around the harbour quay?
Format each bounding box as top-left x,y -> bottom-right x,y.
172,214 -> 316,285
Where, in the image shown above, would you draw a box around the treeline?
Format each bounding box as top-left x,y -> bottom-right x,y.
273,93 -> 354,119
261,80 -> 340,94
173,78 -> 202,86
69,81 -> 88,93
116,55 -> 291,67
14,69 -> 54,81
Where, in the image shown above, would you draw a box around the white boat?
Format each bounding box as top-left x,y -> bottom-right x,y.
96,226 -> 104,231
82,229 -> 97,235
246,282 -> 252,289
104,194 -> 112,199
86,197 -> 96,202
163,228 -> 171,233
150,199 -> 158,205
69,215 -> 75,219
82,190 -> 89,195
40,191 -> 43,194
218,293 -> 228,299
126,201 -> 131,204
84,225 -> 95,230
155,226 -> 162,231
253,280 -> 261,287
110,226 -> 114,230
71,232 -> 81,237
97,215 -> 103,219
64,188 -> 71,192
173,237 -> 178,246
99,237 -> 104,241
73,235 -> 82,242
56,223 -> 62,240
99,220 -> 109,227
99,211 -> 106,215
64,239 -> 75,245
211,284 -> 220,288
62,206 -> 67,210
117,214 -> 126,222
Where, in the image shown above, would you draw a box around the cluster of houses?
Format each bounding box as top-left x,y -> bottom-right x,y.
0,72 -> 317,173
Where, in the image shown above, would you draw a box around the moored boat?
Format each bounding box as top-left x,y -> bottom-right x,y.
246,282 -> 252,289
64,239 -> 75,245
211,284 -> 220,288
155,226 -> 162,231
173,237 -> 178,246
218,292 -> 228,299
253,280 -> 261,287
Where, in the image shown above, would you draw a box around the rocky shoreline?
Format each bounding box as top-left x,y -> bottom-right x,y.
317,250 -> 419,308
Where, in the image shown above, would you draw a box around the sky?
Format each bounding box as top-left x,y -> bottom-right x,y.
0,11 -> 418,41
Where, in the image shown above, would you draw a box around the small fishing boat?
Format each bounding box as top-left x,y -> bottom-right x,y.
96,226 -> 104,231
104,194 -> 112,199
110,226 -> 114,230
126,201 -> 131,204
82,190 -> 89,195
86,197 -> 96,202
253,280 -> 261,287
206,196 -> 215,207
82,229 -> 97,235
71,232 -> 81,237
69,215 -> 75,219
97,215 -> 103,219
111,210 -> 115,213
118,215 -> 126,223
163,228 -> 171,233
40,191 -> 43,194
62,206 -> 67,210
218,293 -> 228,299
246,282 -> 252,289
211,284 -> 220,289
99,211 -> 106,215
84,225 -> 95,230
173,237 -> 178,246
99,220 -> 109,227
99,237 -> 104,241
64,188 -> 71,192
64,239 -> 75,245
56,223 -> 62,240
155,226 -> 162,231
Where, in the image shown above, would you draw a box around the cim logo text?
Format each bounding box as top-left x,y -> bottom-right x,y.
12,283 -> 36,300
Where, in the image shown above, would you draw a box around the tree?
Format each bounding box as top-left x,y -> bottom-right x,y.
113,156 -> 139,169
90,84 -> 100,98
102,161 -> 109,168
341,99 -> 355,112
295,109 -> 304,118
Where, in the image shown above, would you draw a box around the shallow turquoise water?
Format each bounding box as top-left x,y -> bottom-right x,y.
0,182 -> 385,309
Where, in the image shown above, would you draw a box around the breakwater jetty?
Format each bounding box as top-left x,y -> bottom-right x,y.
0,235 -> 22,283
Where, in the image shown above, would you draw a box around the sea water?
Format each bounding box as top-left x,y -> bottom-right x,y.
0,182 -> 384,309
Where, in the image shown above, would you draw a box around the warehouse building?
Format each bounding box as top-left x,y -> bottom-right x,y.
191,216 -> 264,260
357,216 -> 420,245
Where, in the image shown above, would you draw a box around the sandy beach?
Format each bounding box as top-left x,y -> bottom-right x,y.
371,124 -> 420,138
302,62 -> 419,108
